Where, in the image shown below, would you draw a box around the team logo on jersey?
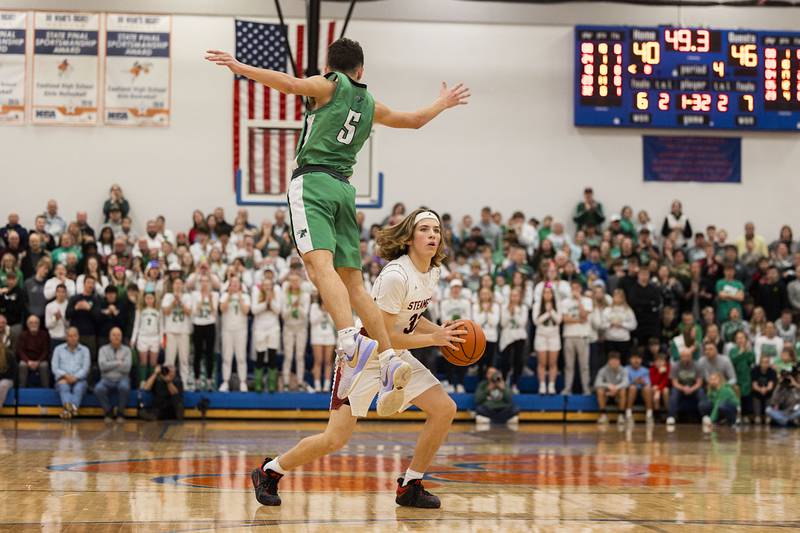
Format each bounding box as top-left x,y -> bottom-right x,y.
297,228 -> 308,239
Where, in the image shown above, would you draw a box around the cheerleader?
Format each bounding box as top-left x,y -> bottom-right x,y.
251,280 -> 282,393
219,276 -> 251,392
280,273 -> 310,391
309,295 -> 336,393
534,284 -> 562,395
131,291 -> 162,387
161,278 -> 193,389
473,287 -> 500,377
499,287 -> 529,395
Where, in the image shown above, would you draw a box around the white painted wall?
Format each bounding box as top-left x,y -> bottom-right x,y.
2,2 -> 800,241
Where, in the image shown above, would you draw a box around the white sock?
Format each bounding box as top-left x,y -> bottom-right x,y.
337,327 -> 359,353
403,468 -> 424,486
625,408 -> 632,416
378,349 -> 396,367
646,409 -> 653,417
263,457 -> 286,475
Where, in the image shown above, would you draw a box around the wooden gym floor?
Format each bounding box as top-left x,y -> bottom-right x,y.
0,418 -> 798,532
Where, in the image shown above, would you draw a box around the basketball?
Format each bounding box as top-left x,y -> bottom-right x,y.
441,320 -> 486,366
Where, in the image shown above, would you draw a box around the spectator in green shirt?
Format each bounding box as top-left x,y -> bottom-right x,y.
619,206 -> 637,240
670,313 -> 702,362
716,264 -> 745,325
572,187 -> 605,231
728,330 -> 755,420
700,371 -> 740,427
773,347 -> 795,374
474,367 -> 519,427
51,233 -> 82,266
721,307 -> 749,345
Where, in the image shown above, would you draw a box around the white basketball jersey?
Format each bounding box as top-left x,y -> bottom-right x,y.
371,255 -> 440,336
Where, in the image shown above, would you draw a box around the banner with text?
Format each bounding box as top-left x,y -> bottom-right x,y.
0,11 -> 26,125
643,136 -> 741,183
32,12 -> 99,124
104,14 -> 170,126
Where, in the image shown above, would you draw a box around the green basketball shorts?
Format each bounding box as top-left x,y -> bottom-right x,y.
287,171 -> 361,270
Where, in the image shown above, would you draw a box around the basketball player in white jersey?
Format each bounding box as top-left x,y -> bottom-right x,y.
252,208 -> 466,508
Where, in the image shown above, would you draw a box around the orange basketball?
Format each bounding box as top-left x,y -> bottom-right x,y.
441,320 -> 486,366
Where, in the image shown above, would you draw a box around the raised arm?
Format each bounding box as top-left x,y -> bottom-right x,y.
374,82 -> 470,129
205,50 -> 335,98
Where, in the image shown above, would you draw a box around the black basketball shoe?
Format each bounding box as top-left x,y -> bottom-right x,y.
251,457 -> 283,506
395,477 -> 441,508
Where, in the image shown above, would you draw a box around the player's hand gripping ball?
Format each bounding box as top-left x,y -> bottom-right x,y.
441,320 -> 486,366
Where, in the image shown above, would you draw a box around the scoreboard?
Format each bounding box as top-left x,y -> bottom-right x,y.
574,25 -> 800,131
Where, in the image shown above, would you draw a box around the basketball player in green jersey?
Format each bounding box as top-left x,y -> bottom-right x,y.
207,38 -> 468,414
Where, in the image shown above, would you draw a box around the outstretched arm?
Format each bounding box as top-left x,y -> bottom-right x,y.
205,50 -> 334,99
374,82 -> 470,129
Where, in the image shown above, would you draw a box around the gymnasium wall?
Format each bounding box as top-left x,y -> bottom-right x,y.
2,1 -> 800,238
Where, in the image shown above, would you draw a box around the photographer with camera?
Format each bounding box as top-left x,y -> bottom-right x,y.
765,364 -> 800,427
474,367 -> 519,427
140,364 -> 184,421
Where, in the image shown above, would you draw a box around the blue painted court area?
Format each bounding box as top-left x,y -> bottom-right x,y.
3,387 -> 598,413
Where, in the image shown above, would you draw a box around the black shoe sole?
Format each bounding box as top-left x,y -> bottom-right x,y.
250,468 -> 281,506
396,499 -> 441,509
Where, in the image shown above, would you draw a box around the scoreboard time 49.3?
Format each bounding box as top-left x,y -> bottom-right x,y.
574,25 -> 800,131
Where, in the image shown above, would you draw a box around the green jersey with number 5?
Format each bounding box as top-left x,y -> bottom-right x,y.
295,71 -> 374,177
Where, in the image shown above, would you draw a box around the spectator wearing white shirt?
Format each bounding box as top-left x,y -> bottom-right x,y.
130,291 -> 162,386
144,220 -> 165,250
156,215 -> 175,246
162,279 -> 193,389
219,276 -> 251,392
137,260 -> 164,296
281,273 -> 310,391
439,279 -> 473,393
534,284 -> 563,395
44,199 -> 67,239
754,321 -> 784,362
261,241 -> 288,279
190,228 -> 212,264
508,211 -> 538,257
473,287 -> 500,377
589,283 -> 612,383
191,276 -> 219,391
533,263 -> 570,311
561,280 -> 593,395
76,256 -> 108,296
237,235 -> 263,271
499,287 -> 529,395
601,289 -> 638,363
44,263 -> 76,301
251,279 -> 282,393
45,284 -> 69,351
309,296 -> 336,393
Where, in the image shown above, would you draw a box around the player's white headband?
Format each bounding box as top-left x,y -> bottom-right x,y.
414,211 -> 439,226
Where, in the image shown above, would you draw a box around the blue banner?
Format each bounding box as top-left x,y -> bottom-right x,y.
643,136 -> 741,183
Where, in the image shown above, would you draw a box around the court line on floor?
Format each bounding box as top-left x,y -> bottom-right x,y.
1,517 -> 798,530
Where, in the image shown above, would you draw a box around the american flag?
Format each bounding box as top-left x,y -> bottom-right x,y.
234,18 -> 339,195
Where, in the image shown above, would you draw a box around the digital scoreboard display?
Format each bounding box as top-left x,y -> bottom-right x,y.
575,25 -> 800,130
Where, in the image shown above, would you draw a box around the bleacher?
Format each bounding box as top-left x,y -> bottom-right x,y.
0,377 -> 605,422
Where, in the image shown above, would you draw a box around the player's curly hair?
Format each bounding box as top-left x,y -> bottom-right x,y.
377,207 -> 447,267
327,38 -> 364,73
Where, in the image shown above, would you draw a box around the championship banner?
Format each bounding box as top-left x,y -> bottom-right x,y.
104,14 -> 171,126
32,12 -> 99,124
0,11 -> 27,125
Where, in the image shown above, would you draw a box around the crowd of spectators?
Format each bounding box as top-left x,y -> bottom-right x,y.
2,184 -> 800,428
